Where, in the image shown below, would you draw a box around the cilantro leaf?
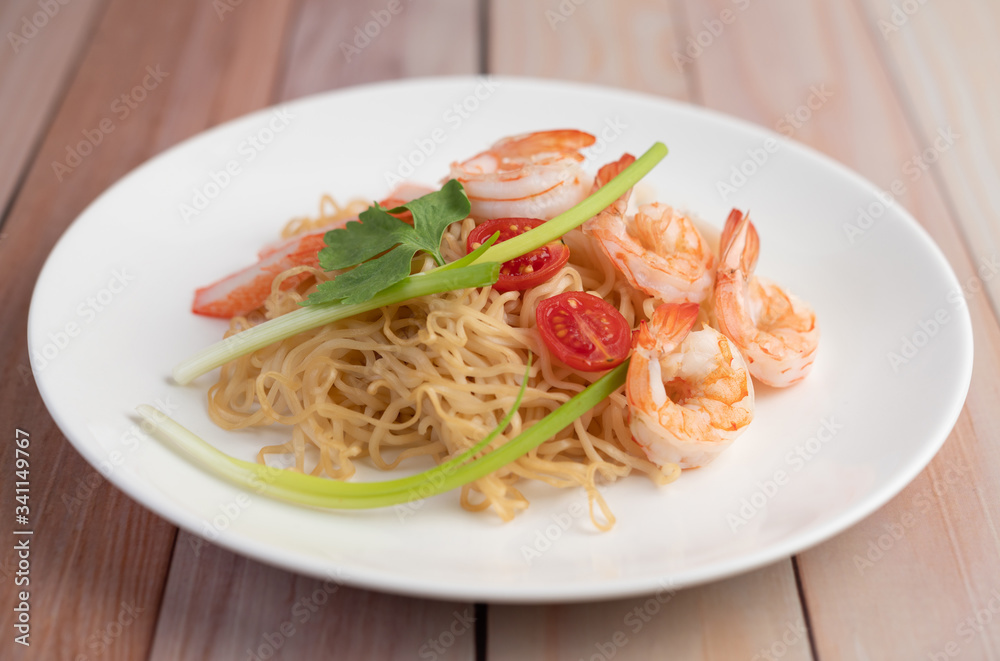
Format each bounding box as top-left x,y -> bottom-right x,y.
309,245 -> 415,305
318,207 -> 409,270
388,178 -> 470,264
304,179 -> 471,306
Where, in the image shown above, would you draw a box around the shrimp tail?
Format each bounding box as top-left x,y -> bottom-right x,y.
584,153 -> 636,234
591,153 -> 637,191
719,209 -> 759,275
634,302 -> 699,353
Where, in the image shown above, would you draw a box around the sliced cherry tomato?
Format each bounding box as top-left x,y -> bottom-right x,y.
466,217 -> 570,292
536,292 -> 632,372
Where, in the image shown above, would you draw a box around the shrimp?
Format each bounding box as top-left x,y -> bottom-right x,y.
584,155 -> 716,304
449,130 -> 595,220
714,209 -> 819,387
627,302 -> 755,469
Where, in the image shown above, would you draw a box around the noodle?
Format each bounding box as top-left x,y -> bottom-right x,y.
208,199 -> 681,529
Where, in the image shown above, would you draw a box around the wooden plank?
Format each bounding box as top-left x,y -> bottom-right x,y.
0,0 -> 106,216
673,0 -> 1000,657
278,0 -> 478,100
146,2 -> 481,659
490,561 -> 811,661
487,2 -> 813,657
0,0 -> 296,658
490,0 -> 688,99
858,0 -> 1000,318
148,533 -> 475,660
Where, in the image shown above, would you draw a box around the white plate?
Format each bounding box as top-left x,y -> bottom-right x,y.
30,77 -> 973,602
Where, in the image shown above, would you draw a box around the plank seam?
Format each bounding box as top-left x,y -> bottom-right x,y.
142,527 -> 181,661
792,556 -> 821,661
478,0 -> 490,75
0,0 -> 114,237
271,0 -> 305,103
669,0 -> 702,105
847,0 -> 1000,330
475,602 -> 487,661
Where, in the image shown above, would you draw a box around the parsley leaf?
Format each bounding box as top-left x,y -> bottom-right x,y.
305,179 -> 471,306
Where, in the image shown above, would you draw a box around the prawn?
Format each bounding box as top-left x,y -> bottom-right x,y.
627,302 -> 754,469
449,130 -> 595,220
584,155 -> 716,304
714,209 -> 819,387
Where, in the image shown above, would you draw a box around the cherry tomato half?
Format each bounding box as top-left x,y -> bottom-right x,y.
466,217 -> 570,293
536,292 -> 632,372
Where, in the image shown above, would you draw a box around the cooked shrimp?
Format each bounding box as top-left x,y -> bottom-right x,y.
627,302 -> 755,469
584,155 -> 716,304
449,130 -> 595,220
714,209 -> 819,387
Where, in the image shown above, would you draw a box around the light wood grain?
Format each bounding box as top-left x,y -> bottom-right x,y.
673,0 -> 1000,658
487,2 -> 814,657
0,0 -> 106,216
0,0 -> 297,659
489,560 -> 811,661
490,0 -> 688,100
146,2 -> 482,659
149,532 -> 475,660
278,0 -> 478,101
5,0 -> 1000,658
858,0 -> 1000,320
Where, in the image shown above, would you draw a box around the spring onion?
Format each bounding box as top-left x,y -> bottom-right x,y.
140,359 -> 628,510
173,142 -> 667,385
172,261 -> 499,385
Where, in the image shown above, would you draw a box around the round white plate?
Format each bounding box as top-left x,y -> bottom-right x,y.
30,77 -> 973,602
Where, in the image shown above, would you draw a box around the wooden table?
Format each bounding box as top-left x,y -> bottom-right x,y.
2,1 -> 998,658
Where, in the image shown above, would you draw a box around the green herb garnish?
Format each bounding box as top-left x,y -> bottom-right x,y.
172,141 -> 668,385
305,178 -> 470,306
172,261 -> 499,385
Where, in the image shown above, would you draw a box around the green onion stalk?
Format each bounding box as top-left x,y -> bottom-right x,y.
141,360 -> 628,509
172,142 -> 667,385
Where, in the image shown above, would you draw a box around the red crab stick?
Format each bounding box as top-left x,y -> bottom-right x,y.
191,183 -> 434,319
